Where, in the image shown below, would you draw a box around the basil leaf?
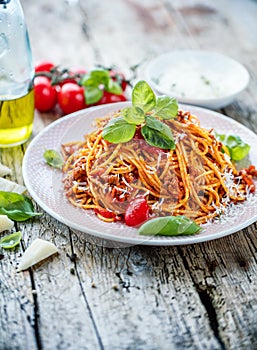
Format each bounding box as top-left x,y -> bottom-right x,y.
216,134 -> 251,161
0,191 -> 42,222
138,216 -> 201,236
153,96 -> 178,120
85,86 -> 103,105
132,80 -> 156,112
141,125 -> 175,150
102,117 -> 136,143
105,78 -> 123,95
0,231 -> 22,249
122,106 -> 145,125
43,150 -> 64,169
88,69 -> 110,86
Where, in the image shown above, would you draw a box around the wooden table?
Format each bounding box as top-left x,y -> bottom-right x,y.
1,0 -> 257,349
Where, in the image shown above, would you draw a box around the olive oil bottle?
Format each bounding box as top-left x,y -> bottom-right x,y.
0,0 -> 34,147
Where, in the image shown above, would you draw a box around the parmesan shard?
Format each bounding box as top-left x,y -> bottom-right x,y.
0,177 -> 26,194
0,215 -> 14,232
18,238 -> 58,272
0,163 -> 12,177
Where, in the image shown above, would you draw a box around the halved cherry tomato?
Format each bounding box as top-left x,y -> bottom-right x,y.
110,70 -> 128,91
124,196 -> 150,226
94,208 -> 116,219
34,76 -> 57,112
58,82 -> 87,115
35,61 -> 55,73
97,91 -> 127,105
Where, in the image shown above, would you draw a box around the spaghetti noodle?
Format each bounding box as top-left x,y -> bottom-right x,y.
62,109 -> 256,225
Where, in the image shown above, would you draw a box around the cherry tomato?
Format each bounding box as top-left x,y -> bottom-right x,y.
58,82 -> 87,115
34,76 -> 57,112
110,70 -> 128,91
124,196 -> 150,226
35,61 -> 55,73
94,208 -> 116,219
97,91 -> 127,105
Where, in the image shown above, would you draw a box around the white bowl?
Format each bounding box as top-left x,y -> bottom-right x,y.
145,50 -> 250,109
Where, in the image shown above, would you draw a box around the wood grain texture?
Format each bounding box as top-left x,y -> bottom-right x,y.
1,0 -> 257,349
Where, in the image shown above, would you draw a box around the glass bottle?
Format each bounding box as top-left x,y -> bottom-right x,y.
0,0 -> 34,147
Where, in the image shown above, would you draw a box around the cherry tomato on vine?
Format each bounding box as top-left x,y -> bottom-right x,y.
58,82 -> 87,115
34,76 -> 57,112
59,68 -> 87,86
97,91 -> 127,105
109,70 -> 128,91
124,196 -> 150,226
35,61 -> 55,73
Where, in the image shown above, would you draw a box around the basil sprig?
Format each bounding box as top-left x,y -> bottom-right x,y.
102,80 -> 178,150
138,215 -> 201,236
81,68 -> 123,105
0,191 -> 42,222
216,133 -> 250,161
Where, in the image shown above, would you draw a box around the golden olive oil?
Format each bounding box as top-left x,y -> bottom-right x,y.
0,89 -> 34,147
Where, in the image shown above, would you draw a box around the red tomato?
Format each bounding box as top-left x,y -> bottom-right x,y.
94,208 -> 116,219
58,82 -> 87,115
35,61 -> 55,73
34,76 -> 57,112
124,196 -> 150,226
97,91 -> 127,105
110,70 -> 128,91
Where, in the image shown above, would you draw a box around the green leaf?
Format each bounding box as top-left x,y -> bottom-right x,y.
216,133 -> 251,161
105,78 -> 123,95
141,125 -> 175,150
84,86 -> 103,105
102,117 -> 136,143
81,69 -> 110,88
141,115 -> 175,149
0,231 -> 22,249
122,106 -> 145,125
0,191 -> 42,222
138,216 -> 201,236
43,149 -> 64,169
153,96 -> 178,120
132,80 -> 156,112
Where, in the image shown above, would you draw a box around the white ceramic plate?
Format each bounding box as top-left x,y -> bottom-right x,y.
22,102 -> 257,246
145,50 -> 250,109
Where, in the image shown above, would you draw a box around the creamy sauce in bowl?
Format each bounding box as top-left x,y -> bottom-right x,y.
146,50 -> 250,109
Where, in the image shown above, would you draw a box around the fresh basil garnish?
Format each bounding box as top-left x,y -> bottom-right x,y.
102,116 -> 136,143
0,231 -> 22,249
138,216 -> 201,236
132,80 -> 156,112
153,95 -> 178,120
43,149 -> 64,169
216,133 -> 250,161
0,191 -> 42,222
102,80 -> 178,150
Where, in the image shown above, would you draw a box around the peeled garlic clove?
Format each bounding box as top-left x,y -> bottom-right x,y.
18,238 -> 58,272
0,215 -> 14,232
0,177 -> 26,194
0,163 -> 12,177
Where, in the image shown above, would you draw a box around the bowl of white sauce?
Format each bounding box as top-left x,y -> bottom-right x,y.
145,50 -> 250,109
